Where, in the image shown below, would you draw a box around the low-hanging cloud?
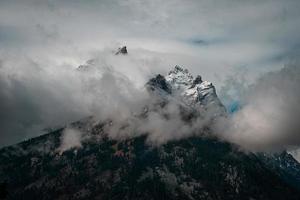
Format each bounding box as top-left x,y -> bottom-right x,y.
1,45 -> 300,155
216,63 -> 300,152
0,49 -> 155,147
103,98 -> 217,145
57,128 -> 83,154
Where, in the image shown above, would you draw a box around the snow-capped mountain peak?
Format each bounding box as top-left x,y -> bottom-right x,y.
164,65 -> 214,96
165,65 -> 194,90
147,65 -> 226,115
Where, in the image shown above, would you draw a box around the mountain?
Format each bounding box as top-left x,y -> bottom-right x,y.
115,46 -> 128,55
0,64 -> 300,200
147,65 -> 226,116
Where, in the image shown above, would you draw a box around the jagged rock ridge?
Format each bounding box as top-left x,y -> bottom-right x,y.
147,65 -> 226,119
115,46 -> 128,55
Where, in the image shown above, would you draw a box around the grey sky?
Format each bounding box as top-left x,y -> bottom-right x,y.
1,0 -> 299,77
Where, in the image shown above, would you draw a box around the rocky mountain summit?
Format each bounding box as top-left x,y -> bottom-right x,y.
115,46 -> 128,55
0,57 -> 300,199
147,65 -> 226,116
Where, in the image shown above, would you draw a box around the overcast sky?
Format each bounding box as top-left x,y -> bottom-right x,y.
1,0 -> 300,147
1,0 -> 300,79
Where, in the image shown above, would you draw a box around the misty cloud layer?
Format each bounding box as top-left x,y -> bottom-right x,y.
0,0 -> 300,153
0,51 -> 152,146
1,49 -> 300,154
58,128 -> 83,154
217,64 -> 300,152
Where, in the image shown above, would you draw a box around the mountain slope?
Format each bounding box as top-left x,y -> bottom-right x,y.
260,151 -> 300,190
1,128 -> 300,200
0,66 -> 300,200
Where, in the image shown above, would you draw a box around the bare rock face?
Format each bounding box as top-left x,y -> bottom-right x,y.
147,74 -> 172,94
115,46 -> 128,55
192,75 -> 203,86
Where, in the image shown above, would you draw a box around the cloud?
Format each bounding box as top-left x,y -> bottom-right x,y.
216,63 -> 300,152
0,50 -> 153,147
57,128 -> 83,153
1,44 -> 300,154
